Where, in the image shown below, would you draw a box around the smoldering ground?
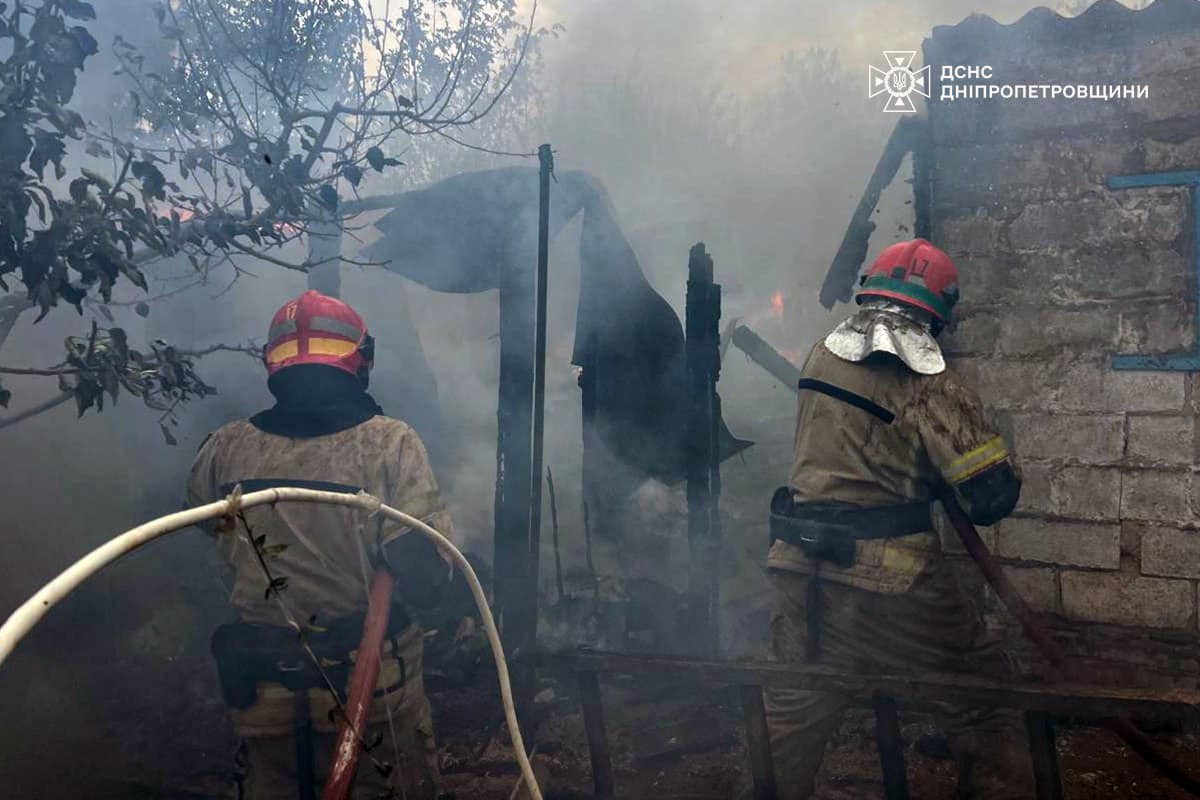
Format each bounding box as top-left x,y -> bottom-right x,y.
0,0 -> 1108,795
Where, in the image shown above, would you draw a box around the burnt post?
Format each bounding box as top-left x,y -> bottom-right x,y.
493,144 -> 553,707
527,143 -> 554,619
493,217 -> 536,663
685,242 -> 723,657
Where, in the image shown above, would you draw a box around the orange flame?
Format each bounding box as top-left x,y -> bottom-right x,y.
745,289 -> 788,327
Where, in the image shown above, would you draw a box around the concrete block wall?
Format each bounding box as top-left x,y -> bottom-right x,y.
925,1 -> 1200,640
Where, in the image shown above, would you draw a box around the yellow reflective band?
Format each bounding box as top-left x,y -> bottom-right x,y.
266,340 -> 298,364
944,435 -> 1009,485
306,337 -> 358,357
945,435 -> 1005,474
881,543 -> 926,576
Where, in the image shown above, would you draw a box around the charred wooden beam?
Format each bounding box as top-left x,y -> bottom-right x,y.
730,325 -> 802,389
494,270 -> 535,639
685,243 -> 723,657
820,117 -> 922,309
910,96 -> 933,240
539,650 -> 1200,722
494,169 -> 540,692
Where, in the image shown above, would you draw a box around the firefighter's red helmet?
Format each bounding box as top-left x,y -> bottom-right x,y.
264,290 -> 371,377
856,238 -> 960,323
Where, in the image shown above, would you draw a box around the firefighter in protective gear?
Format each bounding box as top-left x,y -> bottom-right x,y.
187,290 -> 453,800
765,239 -> 1031,799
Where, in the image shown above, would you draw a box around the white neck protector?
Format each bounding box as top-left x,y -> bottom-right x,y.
823,299 -> 946,375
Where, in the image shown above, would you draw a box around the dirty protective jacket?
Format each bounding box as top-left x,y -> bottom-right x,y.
767,340 -> 1018,595
187,410 -> 454,737
188,415 -> 454,626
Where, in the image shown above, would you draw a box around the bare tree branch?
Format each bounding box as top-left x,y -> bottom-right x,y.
0,392 -> 73,432
1,0 -> 540,429
179,342 -> 262,358
0,365 -> 81,377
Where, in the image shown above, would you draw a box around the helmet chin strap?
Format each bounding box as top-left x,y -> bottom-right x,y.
356,333 -> 375,389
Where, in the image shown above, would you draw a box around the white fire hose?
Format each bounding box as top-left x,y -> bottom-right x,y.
0,487 -> 543,800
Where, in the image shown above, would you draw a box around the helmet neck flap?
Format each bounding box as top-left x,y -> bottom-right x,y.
823,298 -> 946,375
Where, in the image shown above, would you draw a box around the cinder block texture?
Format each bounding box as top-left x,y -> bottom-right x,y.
1141,527 -> 1200,580
995,518 -> 1120,569
1000,566 -> 1058,613
1121,470 -> 1190,524
1009,413 -> 1124,463
1126,416 -> 1196,465
1061,572 -> 1194,629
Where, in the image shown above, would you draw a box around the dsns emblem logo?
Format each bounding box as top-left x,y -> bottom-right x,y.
868,51 -> 930,113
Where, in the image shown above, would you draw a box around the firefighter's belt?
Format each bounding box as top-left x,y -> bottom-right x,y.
769,489 -> 933,569
211,605 -> 410,710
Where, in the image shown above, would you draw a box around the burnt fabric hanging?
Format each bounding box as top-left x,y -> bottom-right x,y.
363,167 -> 750,485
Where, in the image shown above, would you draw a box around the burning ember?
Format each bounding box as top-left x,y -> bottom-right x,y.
770,290 -> 784,319
745,289 -> 788,327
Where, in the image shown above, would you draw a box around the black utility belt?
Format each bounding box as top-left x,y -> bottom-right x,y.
210,605 -> 411,709
769,488 -> 933,569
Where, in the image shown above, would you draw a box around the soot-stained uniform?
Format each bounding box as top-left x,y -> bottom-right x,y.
188,415 -> 454,800
767,340 -> 1016,593
764,334 -> 1031,800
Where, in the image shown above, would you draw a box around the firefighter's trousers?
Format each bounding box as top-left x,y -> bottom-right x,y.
764,569 -> 1035,800
242,713 -> 438,800
233,625 -> 439,800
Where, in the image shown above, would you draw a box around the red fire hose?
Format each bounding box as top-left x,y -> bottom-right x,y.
322,568 -> 396,800
942,494 -> 1200,797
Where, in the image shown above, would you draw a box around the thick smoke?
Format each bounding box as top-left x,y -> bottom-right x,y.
0,0 -> 1112,795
